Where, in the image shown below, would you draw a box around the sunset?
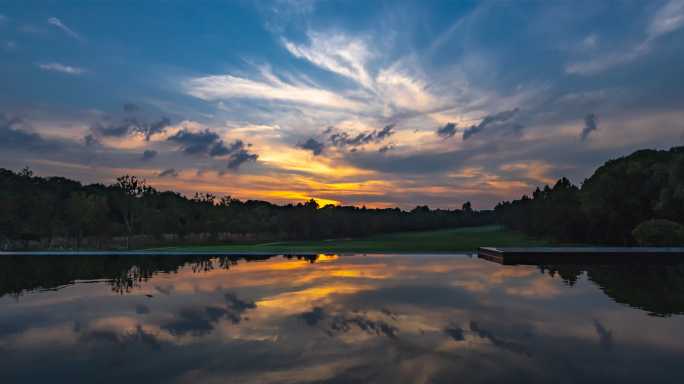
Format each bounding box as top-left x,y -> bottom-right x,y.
3,1 -> 683,209
2,2 -> 684,383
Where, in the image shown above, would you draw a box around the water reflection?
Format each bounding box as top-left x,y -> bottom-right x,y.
1,254 -> 684,383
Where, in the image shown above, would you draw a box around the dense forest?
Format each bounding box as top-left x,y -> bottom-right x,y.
0,168 -> 493,250
495,146 -> 684,246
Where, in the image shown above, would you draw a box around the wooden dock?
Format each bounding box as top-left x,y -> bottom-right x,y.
478,247 -> 684,265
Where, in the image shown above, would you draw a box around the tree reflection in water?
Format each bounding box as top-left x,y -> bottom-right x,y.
539,265 -> 684,317
1,253 -> 684,384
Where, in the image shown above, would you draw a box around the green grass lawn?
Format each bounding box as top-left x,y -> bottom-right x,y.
169,225 -> 550,252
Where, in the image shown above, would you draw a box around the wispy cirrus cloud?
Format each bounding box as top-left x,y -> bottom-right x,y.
566,0 -> 684,76
283,32 -> 375,89
184,66 -> 367,111
47,17 -> 81,39
38,62 -> 87,74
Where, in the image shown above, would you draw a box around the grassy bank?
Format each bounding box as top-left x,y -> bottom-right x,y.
168,225 -> 550,252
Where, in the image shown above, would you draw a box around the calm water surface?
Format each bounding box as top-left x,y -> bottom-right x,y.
1,253 -> 683,383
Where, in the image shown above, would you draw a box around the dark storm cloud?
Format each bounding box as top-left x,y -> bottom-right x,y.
580,113 -> 598,142
161,309 -> 214,336
91,122 -> 130,137
89,104 -> 171,142
376,123 -> 396,140
296,138 -> 325,156
225,292 -> 257,312
141,149 -> 157,161
161,294 -> 257,335
210,139 -> 245,157
167,128 -> 219,155
378,142 -> 396,153
329,124 -> 395,149
297,307 -> 325,326
84,134 -> 102,147
167,130 -> 258,169
594,319 -> 612,349
329,314 -> 399,339
445,324 -> 464,341
463,108 -> 520,141
207,139 -> 260,170
0,113 -> 60,152
329,131 -> 375,147
322,126 -> 334,134
137,116 -> 172,141
470,321 -> 532,357
227,150 -> 259,170
436,122 -> 458,139
159,168 -> 179,177
123,103 -> 141,113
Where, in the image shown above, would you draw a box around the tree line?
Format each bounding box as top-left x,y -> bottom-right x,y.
2,253 -> 682,317
0,168 -> 494,250
495,146 -> 684,246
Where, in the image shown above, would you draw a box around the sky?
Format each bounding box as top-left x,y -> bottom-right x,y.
1,1 -> 684,210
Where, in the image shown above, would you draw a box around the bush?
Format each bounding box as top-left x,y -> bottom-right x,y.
632,219 -> 684,247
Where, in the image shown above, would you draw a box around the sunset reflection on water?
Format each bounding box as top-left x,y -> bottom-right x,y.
1,253 -> 683,383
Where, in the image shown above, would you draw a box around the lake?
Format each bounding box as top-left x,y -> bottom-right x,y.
1,253 -> 683,383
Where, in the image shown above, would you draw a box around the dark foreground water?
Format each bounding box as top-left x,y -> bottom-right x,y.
1,253 -> 684,384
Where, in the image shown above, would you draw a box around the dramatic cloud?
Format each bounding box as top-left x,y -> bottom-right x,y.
90,122 -> 129,137
328,314 -> 399,339
470,321 -> 532,357
209,139 -> 245,157
184,67 -> 363,110
37,62 -> 87,74
167,128 -> 220,155
580,113 -> 598,142
159,168 -> 179,177
83,134 -> 102,147
297,307 -> 325,326
141,150 -> 157,162
329,124 -> 395,150
376,124 -> 396,140
167,129 -> 258,170
0,113 -> 59,152
137,116 -> 172,141
322,126 -> 335,134
462,108 -> 519,141
296,138 -> 326,156
444,324 -> 464,341
161,309 -> 214,336
378,142 -> 396,153
227,149 -> 259,170
86,106 -> 170,142
329,131 -> 374,147
436,122 -> 458,139
47,17 -> 81,39
283,32 -> 374,89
